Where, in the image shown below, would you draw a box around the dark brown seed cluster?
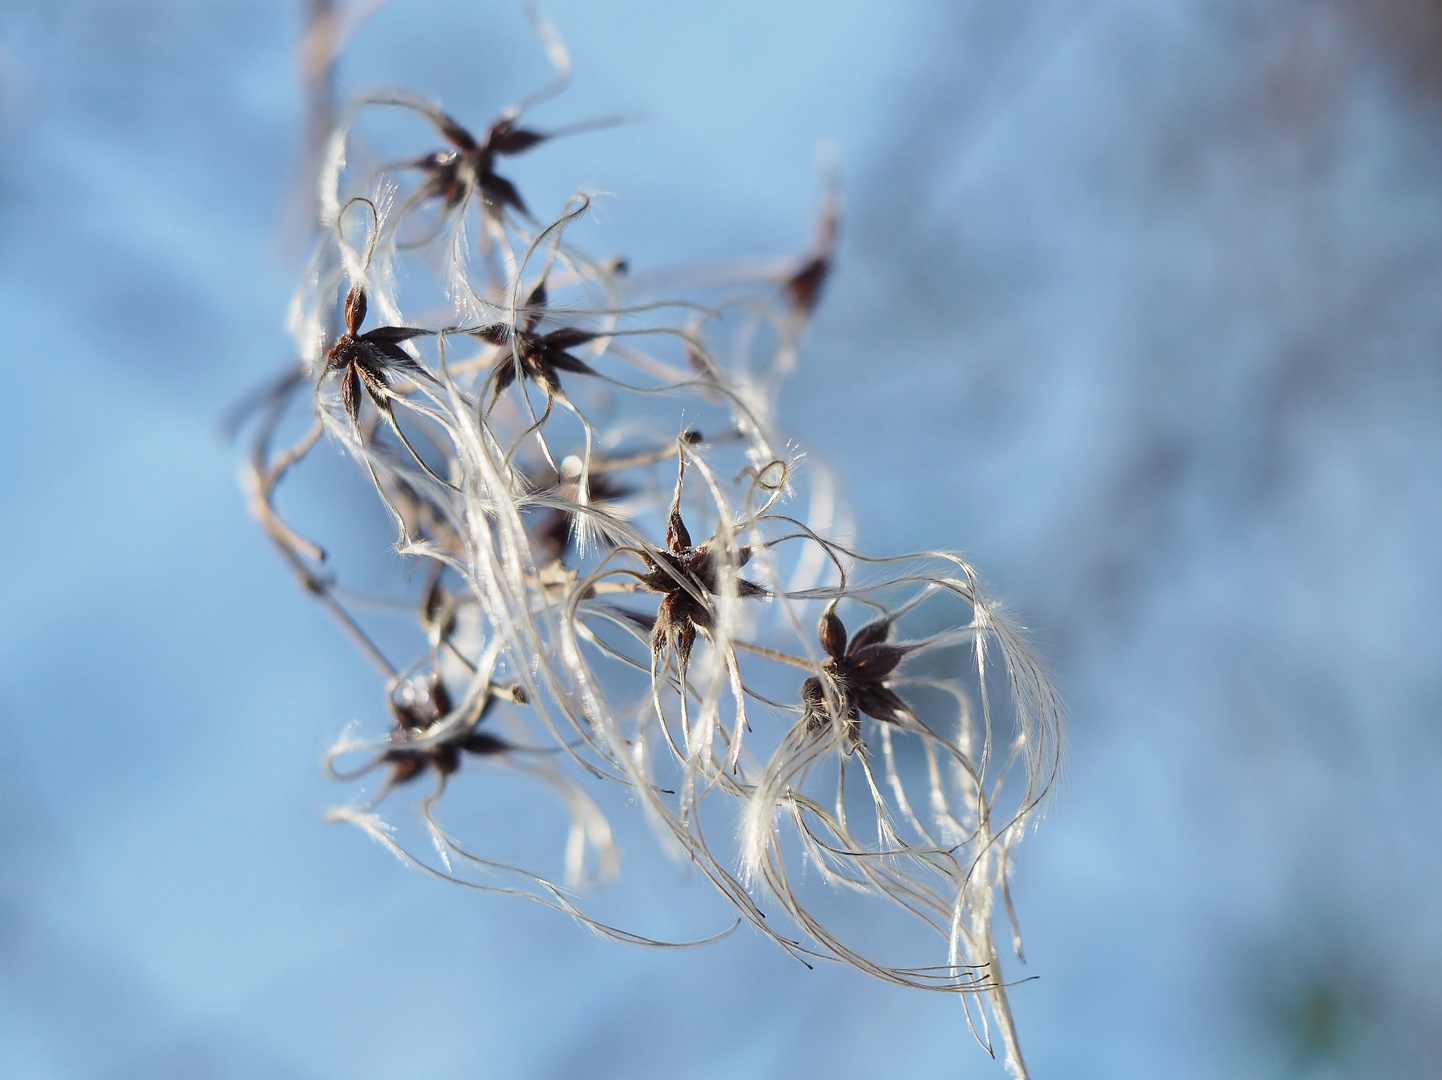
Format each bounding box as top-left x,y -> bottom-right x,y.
412,109 -> 549,219
383,673 -> 524,785
471,280 -> 599,407
802,606 -> 910,747
322,287 -> 431,427
638,485 -> 767,671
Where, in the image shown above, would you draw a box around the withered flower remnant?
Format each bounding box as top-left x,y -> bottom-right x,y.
802,605 -> 911,747
472,279 -> 600,407
381,672 -> 524,786
419,112 -> 546,218
323,286 -> 431,427
637,469 -> 766,672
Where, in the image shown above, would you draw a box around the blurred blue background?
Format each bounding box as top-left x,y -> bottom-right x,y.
2,0 -> 1440,1076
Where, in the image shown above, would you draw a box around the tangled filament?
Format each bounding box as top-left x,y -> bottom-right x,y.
240,12 -> 1062,1075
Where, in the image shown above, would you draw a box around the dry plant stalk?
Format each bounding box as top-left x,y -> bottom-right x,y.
239,6 -> 1062,1074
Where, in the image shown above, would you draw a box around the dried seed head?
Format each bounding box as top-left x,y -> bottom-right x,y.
246,17 -> 1060,1065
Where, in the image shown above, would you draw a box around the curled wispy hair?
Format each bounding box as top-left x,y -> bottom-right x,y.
238,8 -> 1061,1076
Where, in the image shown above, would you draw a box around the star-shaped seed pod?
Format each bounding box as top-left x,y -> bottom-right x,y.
638,475 -> 766,672
801,605 -> 911,747
473,280 -> 599,408
411,108 -> 548,220
383,672 -> 527,785
323,287 -> 431,428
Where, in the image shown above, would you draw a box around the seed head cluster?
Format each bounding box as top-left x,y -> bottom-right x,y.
240,11 -> 1062,1076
